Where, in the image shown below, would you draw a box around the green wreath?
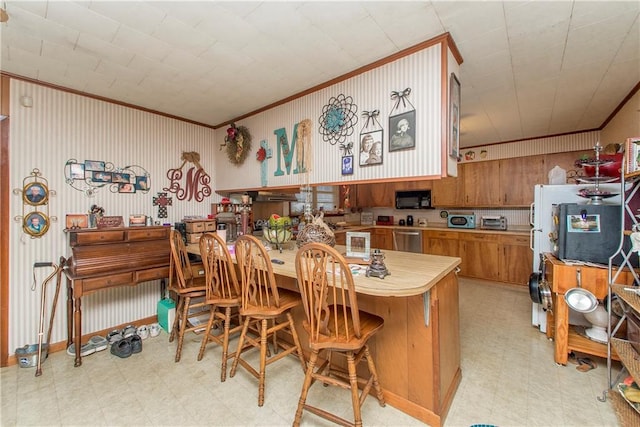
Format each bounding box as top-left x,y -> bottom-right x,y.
224,123 -> 252,165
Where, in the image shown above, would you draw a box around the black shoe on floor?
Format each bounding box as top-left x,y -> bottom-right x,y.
127,334 -> 142,354
110,339 -> 132,358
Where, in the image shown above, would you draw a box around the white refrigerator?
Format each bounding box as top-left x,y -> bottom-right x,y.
529,183 -> 623,332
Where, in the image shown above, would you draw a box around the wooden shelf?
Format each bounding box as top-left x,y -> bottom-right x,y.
568,326 -> 620,361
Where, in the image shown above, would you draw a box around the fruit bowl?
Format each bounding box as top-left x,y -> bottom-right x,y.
578,153 -> 623,178
262,214 -> 293,252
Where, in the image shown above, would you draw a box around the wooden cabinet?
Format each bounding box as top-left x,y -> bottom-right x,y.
357,181 -> 432,208
544,254 -> 633,365
463,155 -> 545,207
356,183 -> 394,207
431,166 -> 465,207
500,155 -> 545,206
65,226 -> 171,366
458,232 -> 501,281
423,230 -> 459,257
370,228 -> 393,250
499,234 -> 531,286
463,160 -> 501,206
334,231 -> 346,245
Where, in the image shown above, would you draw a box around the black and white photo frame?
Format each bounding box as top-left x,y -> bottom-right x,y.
388,88 -> 416,152
359,109 -> 384,167
389,110 -> 416,152
359,130 -> 383,166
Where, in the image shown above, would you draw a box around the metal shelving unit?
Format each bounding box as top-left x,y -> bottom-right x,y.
604,159 -> 640,424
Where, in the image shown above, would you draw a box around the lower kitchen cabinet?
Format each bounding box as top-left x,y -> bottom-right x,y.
370,228 -> 393,250
458,232 -> 501,281
423,230 -> 460,257
499,235 -> 532,286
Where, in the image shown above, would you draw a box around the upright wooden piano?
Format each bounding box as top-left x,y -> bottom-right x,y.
64,226 -> 171,366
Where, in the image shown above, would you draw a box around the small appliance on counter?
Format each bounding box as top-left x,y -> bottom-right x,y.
480,216 -> 507,230
376,215 -> 394,226
406,215 -> 414,226
447,213 -> 476,229
360,212 -> 374,226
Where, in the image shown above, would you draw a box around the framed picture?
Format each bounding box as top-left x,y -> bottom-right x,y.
341,155 -> 354,175
346,231 -> 371,259
118,183 -> 136,193
389,110 -> 416,152
84,160 -> 105,172
24,212 -> 49,237
112,172 -> 130,183
91,171 -> 112,183
449,73 -> 461,159
135,176 -> 149,191
23,182 -> 49,206
129,214 -> 146,227
70,163 -> 85,179
65,213 -> 88,230
359,130 -> 383,166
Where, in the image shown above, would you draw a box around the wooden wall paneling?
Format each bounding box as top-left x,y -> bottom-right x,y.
544,150 -> 592,183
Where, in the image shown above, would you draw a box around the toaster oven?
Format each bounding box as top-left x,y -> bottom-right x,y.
480,216 -> 507,230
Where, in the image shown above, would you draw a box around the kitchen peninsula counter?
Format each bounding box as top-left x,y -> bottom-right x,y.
332,224 -> 530,237
187,243 -> 461,426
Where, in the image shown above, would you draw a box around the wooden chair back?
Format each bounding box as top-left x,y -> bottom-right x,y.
199,233 -> 240,302
234,235 -> 282,316
295,242 -> 362,348
169,229 -> 196,290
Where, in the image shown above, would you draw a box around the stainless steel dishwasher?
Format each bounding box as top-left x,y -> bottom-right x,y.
392,229 -> 423,253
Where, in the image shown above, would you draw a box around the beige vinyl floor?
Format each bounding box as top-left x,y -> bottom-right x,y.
1,277 -> 621,426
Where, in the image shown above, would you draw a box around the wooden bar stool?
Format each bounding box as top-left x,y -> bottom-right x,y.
230,235 -> 307,406
168,229 -> 209,362
294,242 -> 385,427
197,233 -> 243,381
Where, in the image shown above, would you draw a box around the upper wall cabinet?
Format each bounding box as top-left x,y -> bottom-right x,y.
499,155 -> 545,206
357,180 -> 432,208
462,161 -> 501,206
432,167 -> 465,207
461,155 -> 545,207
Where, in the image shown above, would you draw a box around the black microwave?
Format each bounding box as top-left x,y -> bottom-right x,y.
395,190 -> 432,210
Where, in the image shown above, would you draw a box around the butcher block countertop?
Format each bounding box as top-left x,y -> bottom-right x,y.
187,243 -> 461,298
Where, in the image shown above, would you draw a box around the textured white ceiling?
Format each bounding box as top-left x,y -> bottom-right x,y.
1,1 -> 638,148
